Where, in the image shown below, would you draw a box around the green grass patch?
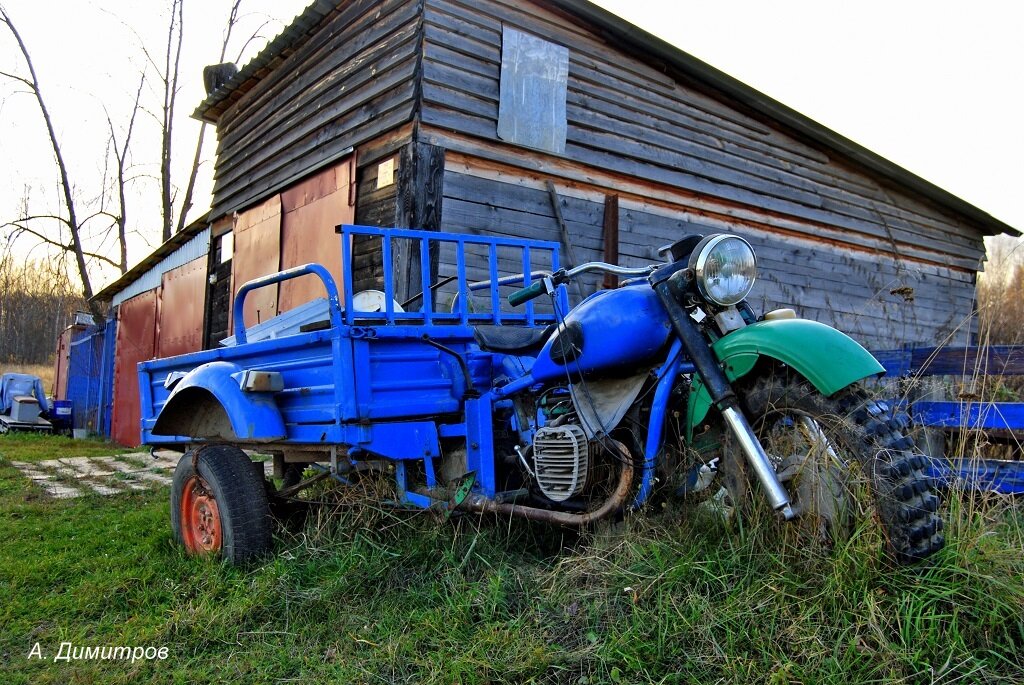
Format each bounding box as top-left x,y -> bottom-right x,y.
0,435 -> 1022,683
0,431 -> 137,463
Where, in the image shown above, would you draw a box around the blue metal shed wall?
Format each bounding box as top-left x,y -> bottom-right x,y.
99,317 -> 117,437
63,318 -> 117,437
66,326 -> 104,432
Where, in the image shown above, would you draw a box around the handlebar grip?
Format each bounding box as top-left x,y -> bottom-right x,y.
508,281 -> 546,307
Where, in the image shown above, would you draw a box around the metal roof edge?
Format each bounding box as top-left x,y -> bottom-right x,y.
92,212 -> 212,303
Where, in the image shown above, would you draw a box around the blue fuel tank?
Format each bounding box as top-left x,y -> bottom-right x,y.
530,285 -> 672,383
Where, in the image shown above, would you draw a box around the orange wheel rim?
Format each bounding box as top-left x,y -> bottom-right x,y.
180,475 -> 222,554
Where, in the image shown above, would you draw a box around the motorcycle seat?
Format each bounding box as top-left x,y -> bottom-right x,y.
473,325 -> 554,353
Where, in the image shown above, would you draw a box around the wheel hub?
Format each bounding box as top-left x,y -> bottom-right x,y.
180,476 -> 222,554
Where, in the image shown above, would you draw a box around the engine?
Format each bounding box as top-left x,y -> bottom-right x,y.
533,424 -> 589,502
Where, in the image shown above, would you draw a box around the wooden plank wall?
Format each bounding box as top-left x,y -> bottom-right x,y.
208,0 -> 421,217
440,169 -> 975,350
419,0 -> 985,270
415,0 -> 987,347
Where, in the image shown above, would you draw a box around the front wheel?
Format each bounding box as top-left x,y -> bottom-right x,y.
719,374 -> 944,564
170,445 -> 272,563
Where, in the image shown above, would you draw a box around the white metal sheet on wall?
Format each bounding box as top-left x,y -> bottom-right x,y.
111,228 -> 211,307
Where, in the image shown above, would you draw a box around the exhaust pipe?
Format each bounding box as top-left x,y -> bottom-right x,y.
462,439 -> 634,527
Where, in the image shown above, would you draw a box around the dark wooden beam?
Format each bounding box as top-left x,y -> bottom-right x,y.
395,141 -> 445,303
602,193 -> 619,289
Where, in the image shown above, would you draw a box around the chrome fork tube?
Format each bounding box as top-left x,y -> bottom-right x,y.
649,270 -> 794,520
721,406 -> 795,520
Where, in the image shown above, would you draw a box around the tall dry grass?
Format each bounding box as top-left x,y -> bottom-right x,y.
0,362 -> 55,395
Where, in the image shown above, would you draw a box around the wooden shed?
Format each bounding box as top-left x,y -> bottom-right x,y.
95,0 -> 1014,443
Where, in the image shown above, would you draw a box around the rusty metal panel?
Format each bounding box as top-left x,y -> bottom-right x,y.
111,227 -> 210,307
231,195 -> 282,331
279,161 -> 354,313
52,326 -> 76,399
111,290 -> 157,446
156,256 -> 207,358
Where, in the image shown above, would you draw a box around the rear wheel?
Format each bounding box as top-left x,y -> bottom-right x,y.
171,444 -> 272,563
720,375 -> 944,564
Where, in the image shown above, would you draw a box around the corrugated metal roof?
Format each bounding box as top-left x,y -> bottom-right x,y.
103,228 -> 211,306
193,0 -> 1016,237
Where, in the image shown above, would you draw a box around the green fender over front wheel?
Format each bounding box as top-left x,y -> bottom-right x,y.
686,318 -> 885,440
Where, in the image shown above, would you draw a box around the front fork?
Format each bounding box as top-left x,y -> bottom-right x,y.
651,271 -> 795,520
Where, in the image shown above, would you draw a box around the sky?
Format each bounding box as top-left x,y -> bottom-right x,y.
1,0 -> 1021,291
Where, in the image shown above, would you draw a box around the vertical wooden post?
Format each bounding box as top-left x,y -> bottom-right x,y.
395,142 -> 445,304
602,194 -> 619,290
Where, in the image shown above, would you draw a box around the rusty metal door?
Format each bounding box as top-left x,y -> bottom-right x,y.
231,195 -> 282,332
156,256 -> 207,358
279,160 -> 354,313
52,326 -> 75,399
111,290 -> 157,446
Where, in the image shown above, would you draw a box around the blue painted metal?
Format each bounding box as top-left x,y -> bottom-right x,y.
66,326 -> 105,431
221,297 -> 330,346
530,286 -> 671,384
912,401 -> 1024,431
874,344 -> 1024,496
233,263 -> 342,345
927,457 -> 1024,495
632,338 -> 686,509
339,225 -> 568,326
99,317 -> 117,437
153,361 -> 287,441
138,227 -> 694,515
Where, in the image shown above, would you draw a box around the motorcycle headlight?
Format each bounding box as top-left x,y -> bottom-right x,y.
689,234 -> 757,306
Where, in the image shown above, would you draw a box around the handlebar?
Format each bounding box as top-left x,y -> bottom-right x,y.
507,281 -> 547,307
507,261 -> 655,307
232,263 -> 342,345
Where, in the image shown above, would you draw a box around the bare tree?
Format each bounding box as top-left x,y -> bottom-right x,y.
176,0 -> 243,237
0,5 -> 108,318
144,0 -> 243,243
101,73 -> 147,274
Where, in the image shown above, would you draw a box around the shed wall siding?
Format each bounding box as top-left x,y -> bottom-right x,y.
419,0 -> 986,273
208,0 -> 421,217
441,167 -> 973,350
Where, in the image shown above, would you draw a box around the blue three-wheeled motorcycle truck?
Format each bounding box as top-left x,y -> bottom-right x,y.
139,226 -> 944,564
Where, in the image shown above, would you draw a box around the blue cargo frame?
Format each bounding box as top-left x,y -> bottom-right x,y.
140,226 -> 569,508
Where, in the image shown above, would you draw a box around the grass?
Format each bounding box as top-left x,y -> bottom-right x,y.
0,432 -> 137,464
1,434 -> 1023,684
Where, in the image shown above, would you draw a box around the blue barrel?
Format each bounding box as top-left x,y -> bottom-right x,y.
51,400 -> 73,431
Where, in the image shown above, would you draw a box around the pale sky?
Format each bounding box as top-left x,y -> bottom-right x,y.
1,0 -> 1020,291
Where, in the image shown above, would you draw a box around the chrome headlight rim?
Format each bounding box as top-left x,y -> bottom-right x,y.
690,234 -> 757,307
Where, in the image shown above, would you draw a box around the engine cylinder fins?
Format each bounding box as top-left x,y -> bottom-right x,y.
533,424 -> 589,502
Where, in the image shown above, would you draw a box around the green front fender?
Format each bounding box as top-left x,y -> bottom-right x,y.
686,318 -> 885,439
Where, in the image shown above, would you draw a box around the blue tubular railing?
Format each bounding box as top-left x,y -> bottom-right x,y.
232,263 -> 343,345
873,344 -> 1024,495
340,225 -> 567,327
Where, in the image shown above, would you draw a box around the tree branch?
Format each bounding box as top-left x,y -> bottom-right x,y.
0,5 -> 99,313
175,0 -> 243,236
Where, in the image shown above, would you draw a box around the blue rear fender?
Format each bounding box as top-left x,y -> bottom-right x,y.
153,361 -> 287,442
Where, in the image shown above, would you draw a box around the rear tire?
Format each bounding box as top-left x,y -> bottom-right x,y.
721,374 -> 945,564
170,444 -> 272,563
